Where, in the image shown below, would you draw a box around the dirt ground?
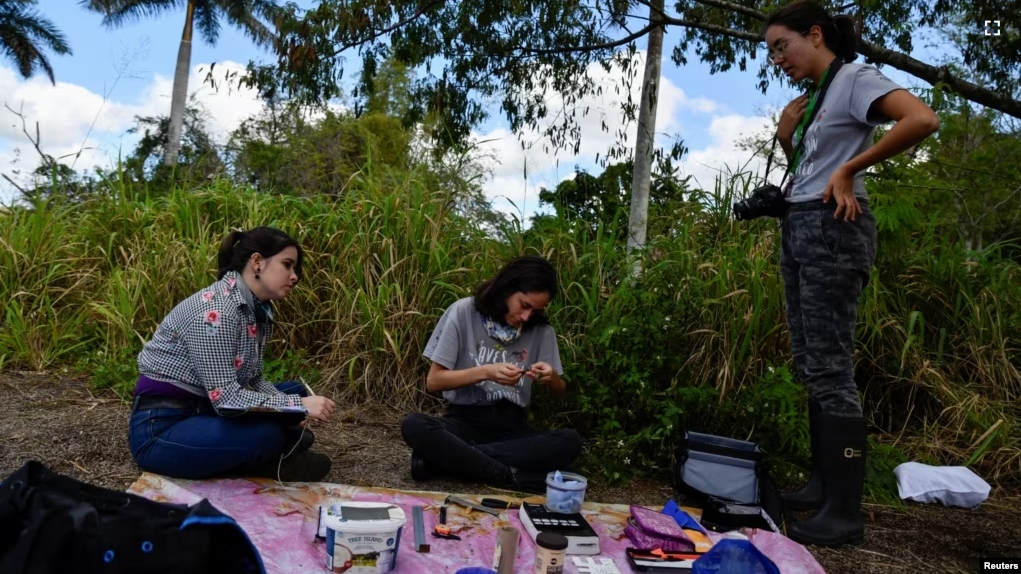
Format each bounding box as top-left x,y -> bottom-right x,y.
1,372 -> 1018,573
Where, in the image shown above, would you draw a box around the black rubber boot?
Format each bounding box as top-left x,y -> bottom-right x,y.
783,399 -> 824,511
787,414 -> 866,547
410,451 -> 437,482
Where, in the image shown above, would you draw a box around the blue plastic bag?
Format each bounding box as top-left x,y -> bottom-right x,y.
663,498 -> 709,534
692,539 -> 780,574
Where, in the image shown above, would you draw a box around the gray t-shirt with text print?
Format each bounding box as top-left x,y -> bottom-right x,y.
788,63 -> 903,203
423,297 -> 563,408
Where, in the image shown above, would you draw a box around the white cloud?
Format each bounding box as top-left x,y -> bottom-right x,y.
682,114 -> 775,190
0,60 -> 265,203
469,51 -> 777,223
1,51 -> 778,218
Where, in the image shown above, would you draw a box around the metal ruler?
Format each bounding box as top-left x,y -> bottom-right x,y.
412,505 -> 430,553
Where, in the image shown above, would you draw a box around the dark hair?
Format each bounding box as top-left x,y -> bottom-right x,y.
764,1 -> 858,62
217,226 -> 304,281
473,255 -> 558,328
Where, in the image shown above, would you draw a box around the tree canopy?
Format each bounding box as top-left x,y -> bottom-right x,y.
258,0 -> 1021,155
0,0 -> 72,83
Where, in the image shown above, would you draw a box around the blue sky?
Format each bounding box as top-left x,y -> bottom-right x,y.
0,1 -> 944,216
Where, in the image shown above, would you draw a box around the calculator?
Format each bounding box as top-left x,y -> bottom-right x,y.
520,502 -> 599,538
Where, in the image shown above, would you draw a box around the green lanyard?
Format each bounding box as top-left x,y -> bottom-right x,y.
789,64 -> 833,176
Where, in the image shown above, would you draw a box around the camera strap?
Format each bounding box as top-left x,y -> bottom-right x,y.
768,57 -> 844,189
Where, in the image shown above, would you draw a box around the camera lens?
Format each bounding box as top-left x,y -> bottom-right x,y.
732,200 -> 749,220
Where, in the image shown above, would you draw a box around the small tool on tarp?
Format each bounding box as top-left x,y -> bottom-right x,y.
432,505 -> 461,540
444,494 -> 500,516
481,498 -> 521,510
412,505 -> 430,552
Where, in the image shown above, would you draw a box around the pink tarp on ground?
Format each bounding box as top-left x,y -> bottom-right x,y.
127,473 -> 825,574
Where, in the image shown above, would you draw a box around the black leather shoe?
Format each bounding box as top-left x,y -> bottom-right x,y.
509,468 -> 548,495
277,451 -> 332,482
284,428 -> 316,457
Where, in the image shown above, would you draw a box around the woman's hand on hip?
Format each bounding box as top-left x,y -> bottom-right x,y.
302,396 -> 336,422
777,94 -> 808,143
488,363 -> 523,386
823,164 -> 862,221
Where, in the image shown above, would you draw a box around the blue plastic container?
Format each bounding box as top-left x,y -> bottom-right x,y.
544,471 -> 588,514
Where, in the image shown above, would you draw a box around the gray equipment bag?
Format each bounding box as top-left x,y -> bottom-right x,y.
674,431 -> 790,533
676,431 -> 762,505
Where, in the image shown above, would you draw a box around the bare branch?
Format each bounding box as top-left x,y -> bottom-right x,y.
324,0 -> 445,58
659,16 -> 762,42
1006,184 -> 1021,231
631,0 -> 1021,119
517,22 -> 658,55
691,0 -> 764,20
1,174 -> 27,195
984,181 -> 1021,218
925,158 -> 1021,183
3,103 -> 56,167
858,41 -> 1021,119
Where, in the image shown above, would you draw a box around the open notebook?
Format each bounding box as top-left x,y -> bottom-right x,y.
218,404 -> 308,423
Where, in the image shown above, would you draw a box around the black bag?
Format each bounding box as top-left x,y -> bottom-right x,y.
0,460 -> 266,574
674,432 -> 791,534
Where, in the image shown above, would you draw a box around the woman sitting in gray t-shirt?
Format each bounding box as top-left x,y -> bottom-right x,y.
400,255 -> 581,493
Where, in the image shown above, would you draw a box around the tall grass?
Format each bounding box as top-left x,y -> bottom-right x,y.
1,168 -> 1018,488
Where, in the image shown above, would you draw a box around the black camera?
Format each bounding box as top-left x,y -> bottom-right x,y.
732,183 -> 788,221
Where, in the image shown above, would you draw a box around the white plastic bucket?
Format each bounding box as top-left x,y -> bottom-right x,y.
324,502 -> 407,573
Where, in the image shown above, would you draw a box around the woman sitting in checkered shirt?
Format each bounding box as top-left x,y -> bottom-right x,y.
127,227 -> 336,482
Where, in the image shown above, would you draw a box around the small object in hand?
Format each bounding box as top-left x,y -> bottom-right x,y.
299,376 -> 315,396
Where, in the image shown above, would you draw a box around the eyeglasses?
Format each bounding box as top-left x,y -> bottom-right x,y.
767,31 -> 808,63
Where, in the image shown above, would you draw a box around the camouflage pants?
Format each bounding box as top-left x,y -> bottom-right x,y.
780,200 -> 877,417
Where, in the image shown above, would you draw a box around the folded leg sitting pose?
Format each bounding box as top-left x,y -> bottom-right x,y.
401,256 -> 582,493
128,227 -> 336,482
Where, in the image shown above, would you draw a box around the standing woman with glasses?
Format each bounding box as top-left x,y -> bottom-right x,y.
762,1 -> 939,546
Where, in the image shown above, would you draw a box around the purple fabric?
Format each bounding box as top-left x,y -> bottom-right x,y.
624,518 -> 695,552
625,505 -> 696,552
133,375 -> 206,400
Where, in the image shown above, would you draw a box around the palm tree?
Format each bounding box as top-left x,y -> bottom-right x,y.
0,0 -> 72,84
81,0 -> 281,168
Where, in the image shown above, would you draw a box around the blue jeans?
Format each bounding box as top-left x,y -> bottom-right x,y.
128,381 -> 311,479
